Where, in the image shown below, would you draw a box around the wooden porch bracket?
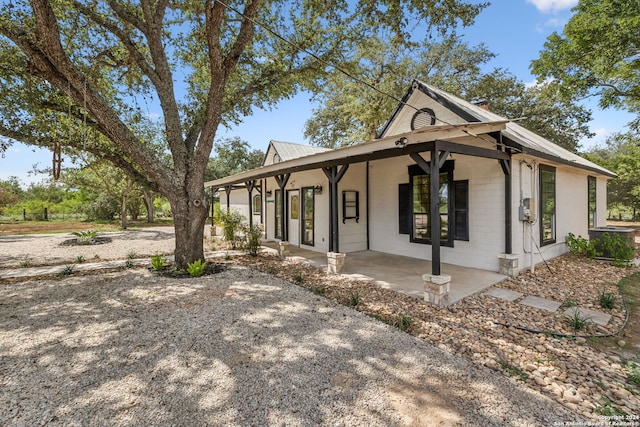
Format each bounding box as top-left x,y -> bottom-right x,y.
245,180 -> 258,228
323,165 -> 350,253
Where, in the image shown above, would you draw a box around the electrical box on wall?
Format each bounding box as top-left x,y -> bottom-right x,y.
519,198 -> 535,222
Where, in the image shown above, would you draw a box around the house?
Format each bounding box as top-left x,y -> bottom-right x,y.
206,80 -> 614,304
215,140 -> 329,228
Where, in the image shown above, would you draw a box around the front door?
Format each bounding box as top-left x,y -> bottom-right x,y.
288,190 -> 300,246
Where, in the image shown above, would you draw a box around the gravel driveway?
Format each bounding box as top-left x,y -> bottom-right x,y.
0,229 -> 580,425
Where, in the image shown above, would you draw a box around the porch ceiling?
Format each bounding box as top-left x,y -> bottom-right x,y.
205,121 -> 508,188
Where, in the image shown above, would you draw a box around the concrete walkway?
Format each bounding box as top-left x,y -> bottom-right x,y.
262,243 -> 506,304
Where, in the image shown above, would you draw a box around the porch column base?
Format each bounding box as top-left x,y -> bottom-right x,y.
210,225 -> 217,237
423,274 -> 451,307
278,241 -> 290,259
498,253 -> 519,278
327,252 -> 346,274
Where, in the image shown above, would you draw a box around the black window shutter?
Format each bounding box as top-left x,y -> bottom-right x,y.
454,180 -> 469,241
398,183 -> 411,234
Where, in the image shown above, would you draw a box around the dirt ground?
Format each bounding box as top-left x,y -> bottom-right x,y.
0,219 -> 173,235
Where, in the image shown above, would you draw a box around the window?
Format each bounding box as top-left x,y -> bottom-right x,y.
408,161 -> 453,246
588,176 -> 596,228
275,189 -> 283,239
252,194 -> 261,215
539,165 -> 556,245
301,187 -> 314,245
453,180 -> 469,241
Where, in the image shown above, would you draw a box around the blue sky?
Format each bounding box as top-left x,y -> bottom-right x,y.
1,0 -> 633,186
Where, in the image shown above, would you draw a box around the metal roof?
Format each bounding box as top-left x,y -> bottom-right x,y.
205,121 -> 507,188
266,140 -> 330,163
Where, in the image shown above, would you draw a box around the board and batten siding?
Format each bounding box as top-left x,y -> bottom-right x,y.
336,162 -> 368,253
220,189 -> 261,226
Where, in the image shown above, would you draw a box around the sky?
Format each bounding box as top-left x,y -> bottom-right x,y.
0,0 -> 634,186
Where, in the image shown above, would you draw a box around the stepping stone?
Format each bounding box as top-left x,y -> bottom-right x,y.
519,296 -> 562,312
483,288 -> 523,302
563,307 -> 612,327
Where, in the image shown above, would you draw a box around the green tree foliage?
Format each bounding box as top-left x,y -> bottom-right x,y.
305,37 -> 592,152
0,0 -> 484,267
585,132 -> 640,218
531,0 -> 640,127
205,137 -> 264,181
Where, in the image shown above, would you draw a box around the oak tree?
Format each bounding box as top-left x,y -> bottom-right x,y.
0,0 -> 484,267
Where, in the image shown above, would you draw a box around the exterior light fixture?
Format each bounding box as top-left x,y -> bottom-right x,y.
314,185 -> 323,194
265,190 -> 273,197
395,137 -> 408,147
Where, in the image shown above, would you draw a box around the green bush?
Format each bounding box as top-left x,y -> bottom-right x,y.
566,233 -> 597,258
599,232 -> 635,267
187,259 -> 207,277
242,223 -> 263,256
217,209 -> 245,249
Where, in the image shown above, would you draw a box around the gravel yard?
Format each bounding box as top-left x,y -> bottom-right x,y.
0,265 -> 578,426
0,228 -> 636,425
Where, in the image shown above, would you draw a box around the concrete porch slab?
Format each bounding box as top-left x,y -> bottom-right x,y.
261,243 -> 506,305
483,288 -> 523,302
519,296 -> 562,312
563,307 -> 612,327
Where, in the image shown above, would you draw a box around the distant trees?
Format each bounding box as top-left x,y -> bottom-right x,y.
531,0 -> 640,130
305,36 -> 592,152
586,132 -> 640,219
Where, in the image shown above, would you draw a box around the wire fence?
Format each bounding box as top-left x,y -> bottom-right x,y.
0,209 -> 87,222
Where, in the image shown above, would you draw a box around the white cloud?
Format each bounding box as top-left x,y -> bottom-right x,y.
527,0 -> 578,13
592,128 -> 609,138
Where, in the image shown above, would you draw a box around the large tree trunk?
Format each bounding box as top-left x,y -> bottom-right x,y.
142,191 -> 155,223
170,189 -> 209,269
121,193 -> 128,230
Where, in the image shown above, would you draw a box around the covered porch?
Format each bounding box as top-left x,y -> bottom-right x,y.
262,243 -> 506,305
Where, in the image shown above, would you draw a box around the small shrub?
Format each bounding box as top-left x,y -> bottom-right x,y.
599,232 -> 635,267
265,266 -> 277,275
19,259 -> 31,268
560,298 -> 578,310
59,265 -> 74,278
187,259 -> 207,277
600,290 -> 616,310
348,292 -> 361,307
566,233 -> 598,258
72,230 -> 98,245
74,255 -> 85,264
498,360 -> 529,382
626,361 -> 640,388
595,397 -> 627,416
125,259 -> 134,268
150,253 -> 166,271
312,285 -> 326,295
217,209 -> 245,249
391,313 -> 414,331
127,251 -> 138,260
566,308 -> 590,331
242,223 -> 263,256
224,252 -> 232,261
293,273 -> 304,284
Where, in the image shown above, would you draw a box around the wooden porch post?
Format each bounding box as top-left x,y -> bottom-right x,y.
274,174 -> 290,241
245,180 -> 256,228
224,185 -> 232,211
323,165 -> 349,253
409,146 -> 448,277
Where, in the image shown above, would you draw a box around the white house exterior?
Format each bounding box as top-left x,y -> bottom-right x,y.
207,81 -> 613,282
